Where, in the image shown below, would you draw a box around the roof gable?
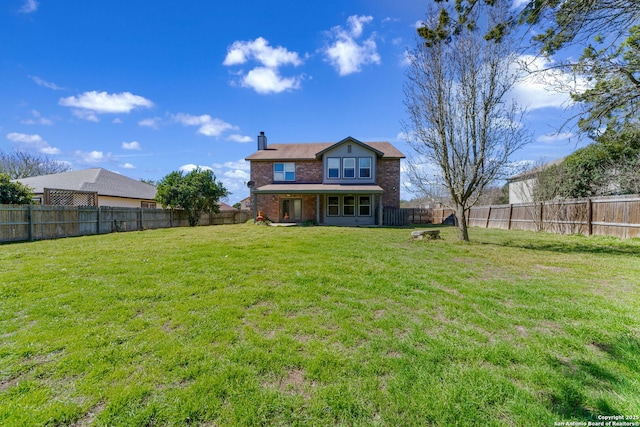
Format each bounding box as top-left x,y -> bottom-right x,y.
314,136 -> 384,159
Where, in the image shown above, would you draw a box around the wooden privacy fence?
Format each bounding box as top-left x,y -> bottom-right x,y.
0,205 -> 252,243
467,195 -> 640,239
383,208 -> 456,226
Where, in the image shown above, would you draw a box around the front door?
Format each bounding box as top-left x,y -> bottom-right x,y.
281,198 -> 302,222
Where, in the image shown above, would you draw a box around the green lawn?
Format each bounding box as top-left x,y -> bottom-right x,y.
1,224 -> 639,426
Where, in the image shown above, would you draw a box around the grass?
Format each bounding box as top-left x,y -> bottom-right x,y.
1,224 -> 639,426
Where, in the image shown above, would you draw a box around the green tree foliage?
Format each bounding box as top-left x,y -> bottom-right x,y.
155,168 -> 230,226
537,123 -> 640,199
0,173 -> 34,204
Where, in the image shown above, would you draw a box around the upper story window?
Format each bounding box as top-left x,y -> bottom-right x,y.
343,158 -> 356,178
359,157 -> 372,178
327,158 -> 340,179
274,162 -> 295,181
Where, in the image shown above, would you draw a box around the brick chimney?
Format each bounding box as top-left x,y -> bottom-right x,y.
257,131 -> 267,150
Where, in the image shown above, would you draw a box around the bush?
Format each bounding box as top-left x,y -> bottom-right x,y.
0,173 -> 33,204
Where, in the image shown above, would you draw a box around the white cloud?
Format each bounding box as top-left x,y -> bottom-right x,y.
323,15 -> 381,76
179,164 -> 213,173
40,146 -> 61,155
210,159 -> 252,200
72,109 -> 100,122
223,37 -> 305,94
7,132 -> 43,144
212,160 -> 250,171
122,141 -> 141,150
223,37 -> 303,68
536,132 -> 575,143
511,55 -> 588,110
224,169 -> 250,180
172,113 -> 237,137
226,134 -> 253,143
75,150 -> 110,164
121,163 -> 136,169
112,118 -> 122,124
242,67 -> 301,94
28,75 -> 63,90
19,0 -> 38,14
6,132 -> 61,154
20,109 -> 54,125
347,15 -> 373,38
139,116 -> 162,129
59,91 -> 153,121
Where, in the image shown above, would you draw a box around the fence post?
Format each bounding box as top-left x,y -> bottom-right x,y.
539,202 -> 544,231
485,206 -> 492,229
140,207 -> 144,230
28,204 -> 34,241
97,206 -> 101,235
507,204 -> 513,230
586,198 -> 593,236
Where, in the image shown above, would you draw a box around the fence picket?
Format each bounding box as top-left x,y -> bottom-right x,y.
1,205 -> 251,243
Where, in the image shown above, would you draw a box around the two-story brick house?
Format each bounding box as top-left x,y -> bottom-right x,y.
245,133 -> 405,226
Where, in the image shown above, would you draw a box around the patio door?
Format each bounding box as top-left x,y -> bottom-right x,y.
281,198 -> 302,222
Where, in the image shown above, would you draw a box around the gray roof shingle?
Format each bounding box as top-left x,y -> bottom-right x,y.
245,140 -> 405,161
17,168 -> 157,200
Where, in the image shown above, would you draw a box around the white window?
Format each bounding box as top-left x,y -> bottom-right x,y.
274,162 -> 295,181
343,158 -> 355,178
358,196 -> 371,216
327,196 -> 340,216
327,158 -> 340,179
343,196 -> 355,216
359,157 -> 371,179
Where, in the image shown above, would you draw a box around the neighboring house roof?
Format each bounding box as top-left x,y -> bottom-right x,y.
245,138 -> 405,161
507,158 -> 564,182
218,202 -> 236,211
17,168 -> 157,200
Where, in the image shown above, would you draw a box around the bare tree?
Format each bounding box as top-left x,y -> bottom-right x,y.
404,1 -> 531,241
0,149 -> 70,179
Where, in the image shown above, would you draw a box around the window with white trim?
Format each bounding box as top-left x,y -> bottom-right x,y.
327,196 -> 340,216
274,162 -> 295,181
343,195 -> 355,216
343,158 -> 355,178
327,158 -> 340,179
358,196 -> 371,216
359,157 -> 372,178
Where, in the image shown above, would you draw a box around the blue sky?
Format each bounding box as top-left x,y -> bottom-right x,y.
2,0 -> 583,204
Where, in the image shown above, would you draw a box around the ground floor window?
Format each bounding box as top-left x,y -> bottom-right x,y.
327,196 -> 340,216
358,196 -> 371,216
326,195 -> 373,217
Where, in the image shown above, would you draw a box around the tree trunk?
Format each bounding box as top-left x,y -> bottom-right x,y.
456,204 -> 470,242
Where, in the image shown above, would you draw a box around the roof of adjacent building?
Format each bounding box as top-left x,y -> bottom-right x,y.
245,138 -> 405,161
507,158 -> 565,182
17,168 -> 157,200
218,202 -> 237,211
